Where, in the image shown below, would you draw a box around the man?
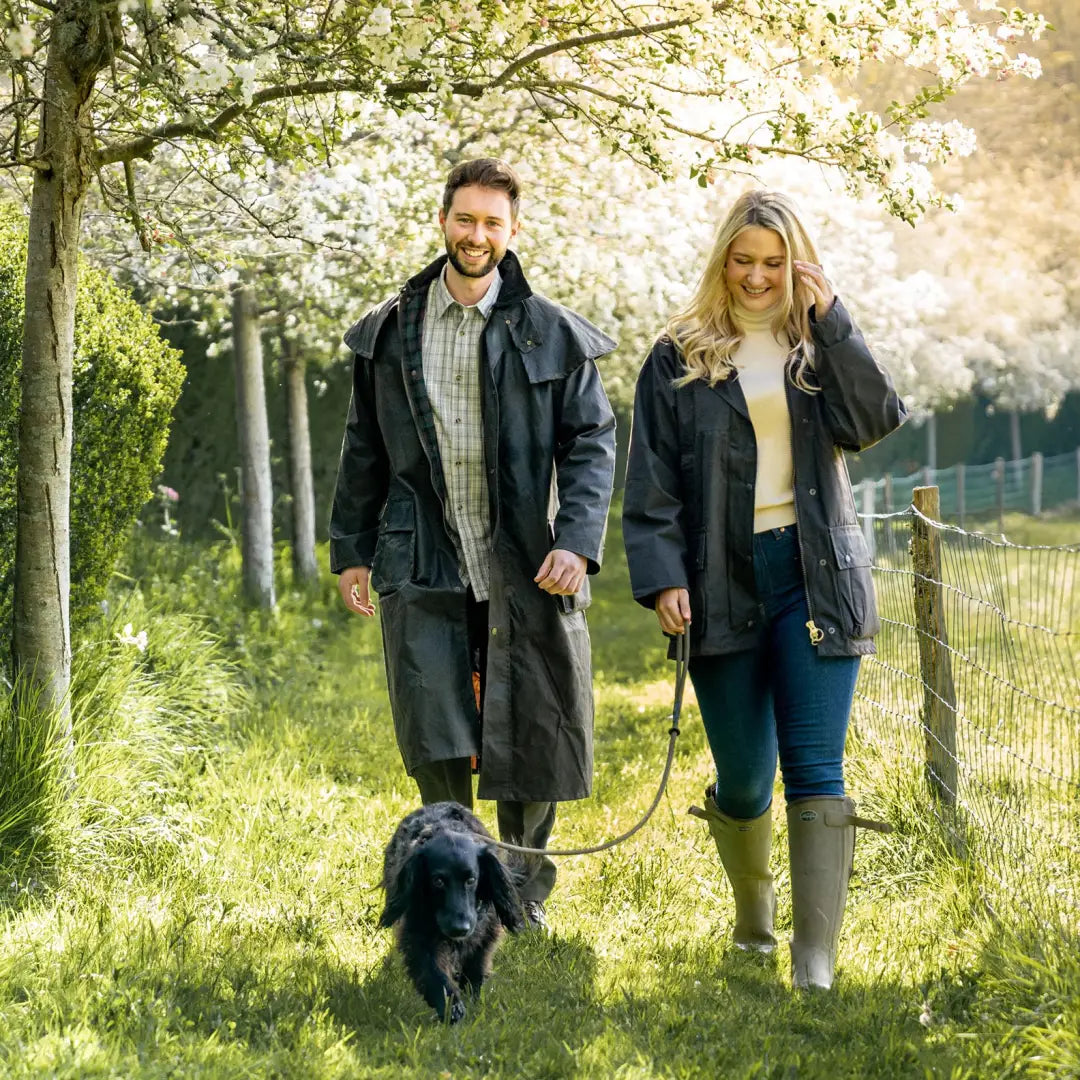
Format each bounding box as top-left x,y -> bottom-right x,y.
330,159 -> 617,927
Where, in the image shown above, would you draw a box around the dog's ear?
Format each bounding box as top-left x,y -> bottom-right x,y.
477,844 -> 524,931
379,847 -> 421,928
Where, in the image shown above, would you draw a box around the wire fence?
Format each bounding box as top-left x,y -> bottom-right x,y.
854,490 -> 1080,934
858,448 -> 1080,530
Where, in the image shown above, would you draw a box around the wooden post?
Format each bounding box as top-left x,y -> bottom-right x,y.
994,456 -> 1005,534
956,463 -> 966,529
912,486 -> 959,807
883,473 -> 895,557
861,479 -> 875,560
1031,451 -> 1043,517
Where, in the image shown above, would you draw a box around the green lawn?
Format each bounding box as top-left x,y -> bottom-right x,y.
1,513 -> 1078,1078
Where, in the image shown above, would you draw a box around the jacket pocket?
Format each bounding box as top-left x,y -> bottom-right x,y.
556,574 -> 592,615
829,524 -> 878,638
371,497 -> 416,595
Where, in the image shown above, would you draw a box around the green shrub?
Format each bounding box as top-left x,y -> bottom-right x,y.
0,207 -> 184,640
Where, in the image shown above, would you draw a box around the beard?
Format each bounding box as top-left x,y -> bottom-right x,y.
445,238 -> 504,278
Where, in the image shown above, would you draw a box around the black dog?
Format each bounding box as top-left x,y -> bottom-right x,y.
379,801 -> 527,1023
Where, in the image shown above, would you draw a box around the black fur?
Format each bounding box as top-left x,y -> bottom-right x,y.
379,801 -> 527,1023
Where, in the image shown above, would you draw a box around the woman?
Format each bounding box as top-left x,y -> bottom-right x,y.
623,190 -> 907,989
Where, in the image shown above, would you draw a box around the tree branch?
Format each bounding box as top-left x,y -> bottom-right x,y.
95,14 -> 708,166
488,15 -> 700,90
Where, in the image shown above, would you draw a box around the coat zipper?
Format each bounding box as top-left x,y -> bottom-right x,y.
786,375 -> 824,646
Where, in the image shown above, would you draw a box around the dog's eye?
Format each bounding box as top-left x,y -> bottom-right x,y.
465,875 -> 477,886
432,876 -> 446,889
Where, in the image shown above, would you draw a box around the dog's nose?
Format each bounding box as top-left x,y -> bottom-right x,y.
445,920 -> 474,940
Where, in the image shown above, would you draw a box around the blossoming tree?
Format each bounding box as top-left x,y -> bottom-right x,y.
2,0 -> 1046,715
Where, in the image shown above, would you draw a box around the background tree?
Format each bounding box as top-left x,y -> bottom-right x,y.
0,0 -> 1045,713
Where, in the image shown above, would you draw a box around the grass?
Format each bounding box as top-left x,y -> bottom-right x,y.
0,511 -> 1078,1077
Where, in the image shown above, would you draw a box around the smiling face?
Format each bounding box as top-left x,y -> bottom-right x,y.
724,225 -> 788,312
439,184 -> 519,280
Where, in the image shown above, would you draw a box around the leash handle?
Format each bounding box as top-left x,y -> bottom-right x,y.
492,620 -> 690,858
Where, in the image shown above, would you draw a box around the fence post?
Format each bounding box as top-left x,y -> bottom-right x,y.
861,479 -> 876,559
912,487 -> 958,808
994,456 -> 1005,533
956,463 -> 965,529
922,465 -> 933,488
1031,451 -> 1043,517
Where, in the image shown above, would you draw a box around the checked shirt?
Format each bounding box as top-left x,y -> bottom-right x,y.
421,265 -> 502,601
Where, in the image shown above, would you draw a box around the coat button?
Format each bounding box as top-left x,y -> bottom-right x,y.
409,369 -> 419,379
809,487 -> 817,495
819,558 -> 826,566
526,339 -> 533,346
490,627 -> 498,637
828,627 -> 836,634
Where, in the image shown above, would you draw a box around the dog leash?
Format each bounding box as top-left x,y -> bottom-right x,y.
491,625 -> 688,857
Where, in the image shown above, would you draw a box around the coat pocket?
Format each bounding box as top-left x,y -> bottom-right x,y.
556,574 -> 592,615
829,524 -> 878,638
371,497 -> 416,595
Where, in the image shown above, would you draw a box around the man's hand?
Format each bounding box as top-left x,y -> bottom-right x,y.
534,549 -> 587,596
655,587 -> 691,635
338,566 -> 376,616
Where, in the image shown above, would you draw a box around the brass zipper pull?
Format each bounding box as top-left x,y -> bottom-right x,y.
806,620 -> 824,645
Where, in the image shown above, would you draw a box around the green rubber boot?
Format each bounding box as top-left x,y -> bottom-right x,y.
690,787 -> 777,954
786,796 -> 891,989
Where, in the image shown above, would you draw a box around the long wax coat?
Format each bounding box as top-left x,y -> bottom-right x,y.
330,252 -> 617,802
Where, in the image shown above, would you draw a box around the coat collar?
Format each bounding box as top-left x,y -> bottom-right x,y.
404,249 -> 532,308
706,371 -> 750,421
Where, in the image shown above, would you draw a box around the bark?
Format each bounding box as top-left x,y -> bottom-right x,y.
231,284 -> 276,608
282,343 -> 318,585
13,1 -> 119,720
1010,409 -> 1023,487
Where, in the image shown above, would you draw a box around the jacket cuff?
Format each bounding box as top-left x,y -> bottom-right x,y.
551,528 -> 605,575
329,530 -> 378,575
809,296 -> 854,347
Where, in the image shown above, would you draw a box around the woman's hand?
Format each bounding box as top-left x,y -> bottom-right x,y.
794,260 -> 835,317
655,587 -> 691,635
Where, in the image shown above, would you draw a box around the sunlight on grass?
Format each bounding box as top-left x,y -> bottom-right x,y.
0,520 -> 1077,1077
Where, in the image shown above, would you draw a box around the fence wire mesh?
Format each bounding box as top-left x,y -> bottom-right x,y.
854,503 -> 1080,933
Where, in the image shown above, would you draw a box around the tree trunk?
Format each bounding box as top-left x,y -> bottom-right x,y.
282,343 -> 319,585
231,284 -> 276,608
13,2 -> 118,720
1010,409 -> 1022,486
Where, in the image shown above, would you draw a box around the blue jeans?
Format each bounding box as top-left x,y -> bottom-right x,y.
689,526 -> 860,820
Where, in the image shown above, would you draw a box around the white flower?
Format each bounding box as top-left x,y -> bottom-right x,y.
361,5 -> 392,36
117,624 -> 149,652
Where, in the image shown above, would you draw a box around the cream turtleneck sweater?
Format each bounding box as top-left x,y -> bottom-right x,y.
730,303 -> 797,533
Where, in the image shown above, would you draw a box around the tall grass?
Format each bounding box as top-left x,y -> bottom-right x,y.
0,519 -> 1076,1077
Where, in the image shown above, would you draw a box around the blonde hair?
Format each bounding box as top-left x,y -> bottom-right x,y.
667,190 -> 822,392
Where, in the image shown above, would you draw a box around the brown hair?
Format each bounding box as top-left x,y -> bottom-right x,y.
442,158 -> 521,220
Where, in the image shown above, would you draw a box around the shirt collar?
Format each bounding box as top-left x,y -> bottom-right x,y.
430,263 -> 503,319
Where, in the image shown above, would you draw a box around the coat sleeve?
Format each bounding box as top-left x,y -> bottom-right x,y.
550,359 -> 617,574
622,346 -> 689,609
328,351 -> 390,574
810,297 -> 908,452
